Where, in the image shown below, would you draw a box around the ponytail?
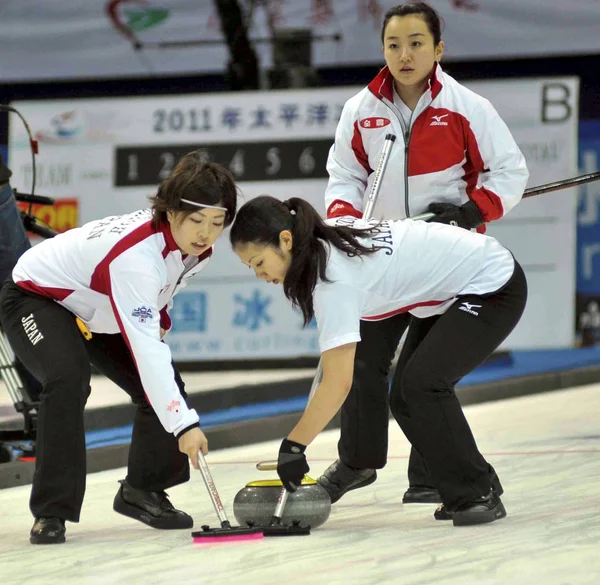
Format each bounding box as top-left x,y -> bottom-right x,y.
230,195 -> 377,325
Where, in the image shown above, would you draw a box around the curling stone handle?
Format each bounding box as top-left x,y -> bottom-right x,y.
256,460 -> 278,471
197,450 -> 231,529
270,486 -> 290,526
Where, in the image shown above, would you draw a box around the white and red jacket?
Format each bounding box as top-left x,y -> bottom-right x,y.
314,216 -> 515,353
12,209 -> 211,437
325,63 -> 529,226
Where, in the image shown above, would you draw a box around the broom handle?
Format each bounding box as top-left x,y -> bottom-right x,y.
197,451 -> 231,529
412,170 -> 600,222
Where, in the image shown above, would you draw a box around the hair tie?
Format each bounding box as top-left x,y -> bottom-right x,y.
283,199 -> 297,216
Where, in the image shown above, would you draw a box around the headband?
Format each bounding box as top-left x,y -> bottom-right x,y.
180,198 -> 227,211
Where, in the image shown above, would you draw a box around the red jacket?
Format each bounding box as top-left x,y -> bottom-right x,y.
325,63 -> 529,226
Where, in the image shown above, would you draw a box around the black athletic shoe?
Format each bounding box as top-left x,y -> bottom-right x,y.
434,471 -> 504,521
30,517 -> 66,544
452,491 -> 507,526
434,504 -> 453,521
435,490 -> 507,525
113,480 -> 193,530
317,459 -> 377,504
402,486 -> 441,504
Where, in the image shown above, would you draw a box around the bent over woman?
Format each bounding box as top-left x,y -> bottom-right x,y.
230,195 -> 527,527
0,152 -> 238,544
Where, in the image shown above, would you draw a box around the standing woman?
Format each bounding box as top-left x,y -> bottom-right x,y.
320,2 -> 529,504
0,151 -> 238,544
230,195 -> 527,526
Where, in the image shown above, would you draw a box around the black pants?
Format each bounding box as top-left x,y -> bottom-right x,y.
338,312 -> 409,469
0,280 -> 190,522
389,261 -> 527,508
339,310 -> 437,485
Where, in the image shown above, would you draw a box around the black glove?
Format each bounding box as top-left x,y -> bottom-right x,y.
277,438 -> 309,492
0,152 -> 12,186
427,200 -> 483,230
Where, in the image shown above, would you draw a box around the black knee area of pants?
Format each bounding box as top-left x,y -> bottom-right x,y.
38,357 -> 92,413
390,362 -> 454,420
354,344 -> 394,381
351,358 -> 389,402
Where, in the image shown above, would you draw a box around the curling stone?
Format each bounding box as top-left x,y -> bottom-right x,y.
233,476 -> 332,529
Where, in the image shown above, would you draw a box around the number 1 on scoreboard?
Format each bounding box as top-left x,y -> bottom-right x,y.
127,154 -> 138,181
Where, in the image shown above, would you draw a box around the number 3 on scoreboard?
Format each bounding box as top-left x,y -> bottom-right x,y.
229,149 -> 244,177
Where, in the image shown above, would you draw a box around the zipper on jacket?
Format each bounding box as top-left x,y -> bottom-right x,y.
404,130 -> 411,217
165,257 -> 191,305
382,91 -> 434,218
380,100 -> 411,217
172,252 -> 207,297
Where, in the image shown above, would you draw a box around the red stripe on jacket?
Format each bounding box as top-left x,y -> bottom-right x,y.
15,280 -> 74,301
327,200 -> 363,219
362,299 -> 449,321
462,124 -> 504,222
351,120 -> 373,175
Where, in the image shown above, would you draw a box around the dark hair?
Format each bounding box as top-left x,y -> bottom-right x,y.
149,150 -> 239,228
381,2 -> 444,45
229,196 -> 377,326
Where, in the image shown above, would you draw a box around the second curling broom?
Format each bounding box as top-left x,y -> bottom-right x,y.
192,451 -> 264,543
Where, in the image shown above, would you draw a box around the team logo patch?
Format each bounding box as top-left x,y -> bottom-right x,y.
430,114 -> 449,126
359,117 -> 391,129
132,306 -> 153,323
167,400 -> 181,414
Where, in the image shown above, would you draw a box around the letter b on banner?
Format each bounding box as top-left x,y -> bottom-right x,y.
542,83 -> 573,123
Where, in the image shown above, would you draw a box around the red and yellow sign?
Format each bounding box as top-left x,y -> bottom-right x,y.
17,198 -> 79,235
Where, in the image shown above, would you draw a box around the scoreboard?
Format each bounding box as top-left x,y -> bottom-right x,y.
114,139 -> 332,187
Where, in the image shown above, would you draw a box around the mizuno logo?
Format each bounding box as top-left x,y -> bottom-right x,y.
430,113 -> 449,126
458,302 -> 482,316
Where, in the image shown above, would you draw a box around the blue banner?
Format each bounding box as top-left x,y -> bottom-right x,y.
576,120 -> 600,345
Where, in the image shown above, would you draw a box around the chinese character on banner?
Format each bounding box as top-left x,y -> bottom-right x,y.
358,0 -> 382,27
576,126 -> 600,346
450,0 -> 480,12
280,104 -> 300,128
310,0 -> 334,25
221,108 -> 243,130
251,106 -> 272,128
307,103 -> 329,125
170,292 -> 208,333
232,289 -> 272,331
